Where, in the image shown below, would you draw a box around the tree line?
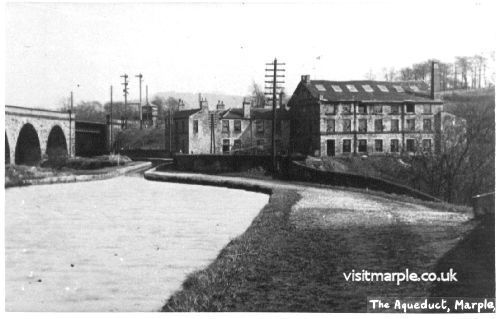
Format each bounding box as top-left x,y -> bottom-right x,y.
59,96 -> 181,123
408,90 -> 495,204
368,51 -> 495,91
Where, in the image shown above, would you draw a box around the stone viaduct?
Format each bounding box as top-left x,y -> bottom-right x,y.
5,105 -> 75,165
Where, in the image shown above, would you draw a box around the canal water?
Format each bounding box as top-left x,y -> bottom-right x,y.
5,176 -> 269,311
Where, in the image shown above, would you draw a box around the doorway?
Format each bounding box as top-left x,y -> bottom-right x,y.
327,139 -> 335,156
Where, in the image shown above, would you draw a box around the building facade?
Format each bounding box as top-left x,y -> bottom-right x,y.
168,98 -> 290,155
288,75 -> 446,157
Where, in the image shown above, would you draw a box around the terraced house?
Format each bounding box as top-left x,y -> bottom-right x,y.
288,75 -> 448,157
169,98 -> 290,154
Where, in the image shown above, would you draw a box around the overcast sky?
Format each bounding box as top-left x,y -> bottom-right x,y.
5,0 -> 497,109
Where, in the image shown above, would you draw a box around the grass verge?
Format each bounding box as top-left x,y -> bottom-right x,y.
163,189 -> 301,311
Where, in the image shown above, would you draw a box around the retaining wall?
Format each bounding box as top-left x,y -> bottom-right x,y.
119,149 -> 172,160
287,161 -> 439,201
472,192 -> 495,218
173,154 -> 278,173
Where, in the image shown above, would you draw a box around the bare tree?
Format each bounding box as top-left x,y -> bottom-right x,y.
60,101 -> 105,122
364,69 -> 376,81
399,67 -> 414,81
250,81 -> 266,108
382,67 -> 396,82
455,56 -> 471,89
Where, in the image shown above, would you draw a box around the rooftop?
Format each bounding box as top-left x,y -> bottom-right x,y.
294,79 -> 442,103
222,107 -> 290,120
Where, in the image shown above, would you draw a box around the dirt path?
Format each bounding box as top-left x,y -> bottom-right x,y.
288,188 -> 473,311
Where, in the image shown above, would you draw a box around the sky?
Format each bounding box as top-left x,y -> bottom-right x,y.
4,0 -> 497,109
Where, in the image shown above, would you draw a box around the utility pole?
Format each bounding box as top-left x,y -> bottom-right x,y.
167,110 -> 172,154
265,58 -> 285,173
210,113 -> 216,154
121,74 -> 129,119
145,85 -> 149,127
69,91 -> 73,158
136,73 -> 143,129
110,85 -> 113,151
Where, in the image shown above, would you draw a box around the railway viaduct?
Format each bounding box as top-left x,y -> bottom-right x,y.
5,105 -> 75,165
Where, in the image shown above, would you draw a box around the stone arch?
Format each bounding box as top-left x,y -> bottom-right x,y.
5,132 -> 10,164
46,125 -> 68,161
15,123 -> 42,166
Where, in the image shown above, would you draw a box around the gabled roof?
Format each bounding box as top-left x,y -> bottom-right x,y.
252,108 -> 290,120
221,108 -> 244,119
173,108 -> 201,119
221,107 -> 290,120
295,80 -> 441,103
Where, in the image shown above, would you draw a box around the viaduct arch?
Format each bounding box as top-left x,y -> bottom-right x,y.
5,105 -> 75,166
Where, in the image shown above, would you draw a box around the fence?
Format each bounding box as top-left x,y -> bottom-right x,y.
286,160 -> 439,201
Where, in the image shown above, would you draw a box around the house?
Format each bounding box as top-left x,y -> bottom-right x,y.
167,98 -> 290,155
219,100 -> 290,155
287,75 -> 446,157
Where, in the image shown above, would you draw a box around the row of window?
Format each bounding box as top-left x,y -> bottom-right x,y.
329,138 -> 432,154
177,118 -> 288,135
324,104 -> 432,115
191,119 -> 283,135
325,118 -> 433,133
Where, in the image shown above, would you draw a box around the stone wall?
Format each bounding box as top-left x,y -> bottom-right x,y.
5,105 -> 74,164
174,154 -> 275,173
287,160 -> 439,201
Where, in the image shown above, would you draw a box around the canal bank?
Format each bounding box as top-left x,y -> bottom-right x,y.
5,161 -> 152,188
144,169 -> 476,312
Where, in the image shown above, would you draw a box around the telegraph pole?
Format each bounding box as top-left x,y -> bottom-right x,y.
136,73 -> 143,129
210,113 -> 215,154
110,85 -> 113,151
69,91 -> 73,157
265,58 -> 285,173
121,74 -> 129,118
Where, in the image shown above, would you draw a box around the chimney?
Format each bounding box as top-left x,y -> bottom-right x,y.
178,99 -> 185,109
243,98 -> 251,118
216,100 -> 225,110
431,61 -> 440,100
301,74 -> 311,84
200,97 -> 208,110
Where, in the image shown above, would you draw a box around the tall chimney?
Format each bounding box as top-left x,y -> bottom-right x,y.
200,97 -> 208,110
243,98 -> 251,118
431,61 -> 440,100
301,75 -> 311,84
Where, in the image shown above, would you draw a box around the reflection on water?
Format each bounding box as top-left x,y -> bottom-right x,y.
5,176 -> 269,311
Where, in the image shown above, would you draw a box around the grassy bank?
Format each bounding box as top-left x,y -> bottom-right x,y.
163,189 -> 301,311
5,155 -> 136,188
161,178 -> 477,312
430,214 -> 495,298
